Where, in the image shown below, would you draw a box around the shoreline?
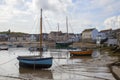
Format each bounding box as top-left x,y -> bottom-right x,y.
0,41 -> 120,79
0,41 -> 97,48
109,61 -> 120,80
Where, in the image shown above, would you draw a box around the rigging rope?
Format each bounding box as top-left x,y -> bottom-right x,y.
0,58 -> 16,65
43,15 -> 53,32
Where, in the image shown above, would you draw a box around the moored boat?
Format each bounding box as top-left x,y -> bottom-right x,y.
17,9 -> 53,69
56,41 -> 73,49
0,47 -> 8,50
16,44 -> 23,48
0,45 -> 8,50
55,17 -> 73,49
69,49 -> 93,56
17,56 -> 53,68
29,46 -> 47,52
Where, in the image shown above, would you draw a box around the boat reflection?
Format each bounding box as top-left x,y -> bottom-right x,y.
19,67 -> 53,79
70,56 -> 92,60
92,49 -> 101,58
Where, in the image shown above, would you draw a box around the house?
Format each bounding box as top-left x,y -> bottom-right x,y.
99,28 -> 112,39
48,31 -> 76,42
42,33 -> 48,41
62,33 -> 73,41
8,34 -> 17,42
29,34 -> 37,42
0,34 -> 8,41
68,34 -> 81,42
82,28 -> 98,42
96,29 -> 113,45
106,39 -> 118,46
48,31 -> 62,41
111,28 -> 120,47
98,28 -> 120,46
9,34 -> 29,42
23,34 -> 31,42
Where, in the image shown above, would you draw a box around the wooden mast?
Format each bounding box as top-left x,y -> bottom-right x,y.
66,16 -> 68,39
57,23 -> 59,42
58,23 -> 59,33
40,8 -> 43,56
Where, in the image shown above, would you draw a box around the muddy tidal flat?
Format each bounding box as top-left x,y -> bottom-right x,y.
0,48 -> 118,80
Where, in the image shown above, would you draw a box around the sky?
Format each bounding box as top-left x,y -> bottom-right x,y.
0,0 -> 120,34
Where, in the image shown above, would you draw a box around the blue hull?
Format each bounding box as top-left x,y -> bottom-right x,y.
17,56 -> 53,68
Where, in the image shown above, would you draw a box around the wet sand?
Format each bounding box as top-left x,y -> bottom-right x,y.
0,48 -> 118,80
0,41 -> 96,48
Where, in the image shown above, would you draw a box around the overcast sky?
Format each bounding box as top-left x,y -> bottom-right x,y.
0,0 -> 120,34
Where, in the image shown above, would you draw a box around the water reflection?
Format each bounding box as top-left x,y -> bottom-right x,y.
70,56 -> 92,60
19,67 -> 53,79
0,48 -> 116,80
92,49 -> 101,58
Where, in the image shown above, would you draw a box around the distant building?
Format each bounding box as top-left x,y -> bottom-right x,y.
82,28 -> 98,42
48,31 -> 76,42
8,34 -> 17,42
9,34 -> 29,42
65,33 -> 80,42
99,28 -> 112,39
0,34 -> 8,41
29,34 -> 37,42
42,33 -> 48,41
48,31 -> 62,41
106,39 -> 117,46
111,28 -> 120,46
98,28 -> 120,46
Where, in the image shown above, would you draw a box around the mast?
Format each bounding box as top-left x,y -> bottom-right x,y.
40,8 -> 43,54
57,23 -> 59,42
58,23 -> 59,32
66,16 -> 68,39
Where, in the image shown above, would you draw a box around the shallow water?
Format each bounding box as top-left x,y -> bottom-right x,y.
0,48 -> 117,80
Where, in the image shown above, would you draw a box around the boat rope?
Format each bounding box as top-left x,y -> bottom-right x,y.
43,15 -> 53,32
0,58 -> 16,65
0,74 -> 29,80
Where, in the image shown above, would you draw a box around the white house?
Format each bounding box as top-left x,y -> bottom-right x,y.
82,28 -> 98,42
29,34 -> 37,42
106,39 -> 118,46
70,34 -> 81,42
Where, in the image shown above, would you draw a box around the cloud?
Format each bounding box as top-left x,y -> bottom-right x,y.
30,0 -> 72,14
104,16 -> 120,30
0,0 -> 119,33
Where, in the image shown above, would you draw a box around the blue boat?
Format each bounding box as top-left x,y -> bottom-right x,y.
17,9 -> 53,69
17,56 -> 53,68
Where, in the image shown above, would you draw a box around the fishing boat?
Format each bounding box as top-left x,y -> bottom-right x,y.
16,44 -> 23,48
17,9 -> 53,68
0,46 -> 8,50
0,44 -> 8,50
29,46 -> 47,52
69,49 -> 93,56
17,56 -> 53,68
55,17 -> 73,48
56,41 -> 73,48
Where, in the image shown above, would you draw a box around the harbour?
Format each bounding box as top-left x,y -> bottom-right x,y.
0,47 -> 118,80
0,0 -> 120,80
